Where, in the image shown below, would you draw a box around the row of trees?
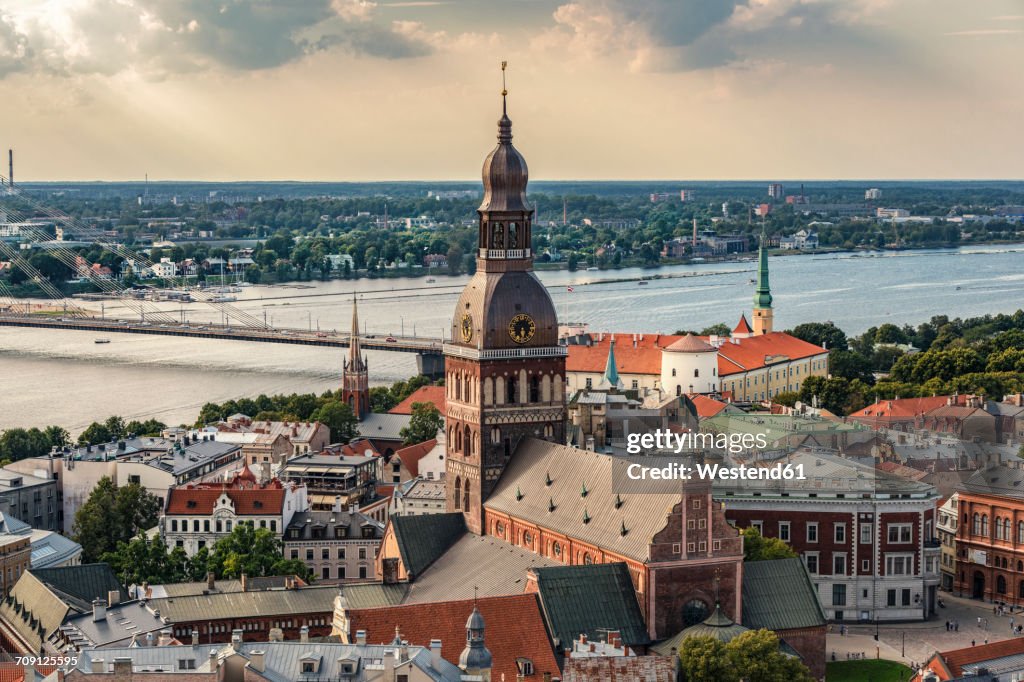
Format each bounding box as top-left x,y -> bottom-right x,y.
775,310 -> 1024,414
0,415 -> 167,464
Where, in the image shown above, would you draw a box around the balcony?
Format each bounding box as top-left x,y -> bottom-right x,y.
923,538 -> 942,549
478,248 -> 531,259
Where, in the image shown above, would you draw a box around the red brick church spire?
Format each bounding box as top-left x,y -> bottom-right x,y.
342,294 -> 370,419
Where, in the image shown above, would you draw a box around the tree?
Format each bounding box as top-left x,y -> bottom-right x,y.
789,322 -> 848,351
0,427 -> 59,462
700,323 -> 731,336
829,350 -> 875,385
741,526 -> 797,562
72,478 -> 161,563
772,391 -> 798,408
400,402 -> 443,446
207,524 -> 311,581
312,400 -> 358,443
677,629 -> 814,682
103,534 -> 191,586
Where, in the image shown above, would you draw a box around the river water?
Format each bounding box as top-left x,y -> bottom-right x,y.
3,244 -> 1023,433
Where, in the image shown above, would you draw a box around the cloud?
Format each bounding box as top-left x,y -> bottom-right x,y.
544,0 -> 896,72
0,0 -> 434,80
944,29 -> 1023,36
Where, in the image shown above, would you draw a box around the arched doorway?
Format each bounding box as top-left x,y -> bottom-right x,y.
973,571 -> 986,599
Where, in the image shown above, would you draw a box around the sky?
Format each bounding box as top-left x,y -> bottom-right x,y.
0,0 -> 1021,182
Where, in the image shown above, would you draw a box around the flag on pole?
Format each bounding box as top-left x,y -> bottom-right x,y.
567,286 -> 574,293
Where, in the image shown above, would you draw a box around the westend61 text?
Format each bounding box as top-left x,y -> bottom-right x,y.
626,462 -> 807,481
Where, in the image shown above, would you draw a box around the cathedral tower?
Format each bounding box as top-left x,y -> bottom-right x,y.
752,230 -> 773,335
342,295 -> 370,420
444,66 -> 567,534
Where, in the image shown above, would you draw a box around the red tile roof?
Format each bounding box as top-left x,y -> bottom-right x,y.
689,394 -> 730,419
733,314 -> 752,335
933,637 -> 1024,678
567,332 -> 828,377
876,461 -> 927,481
395,439 -> 438,478
349,594 -> 559,682
665,334 -> 716,353
390,385 -> 447,415
165,479 -> 286,515
848,396 -> 954,421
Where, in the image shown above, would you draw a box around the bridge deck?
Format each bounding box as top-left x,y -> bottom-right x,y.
0,315 -> 444,353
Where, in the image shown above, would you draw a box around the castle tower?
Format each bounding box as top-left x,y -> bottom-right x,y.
458,606 -> 492,682
751,230 -> 773,335
341,295 -> 370,419
444,65 -> 567,534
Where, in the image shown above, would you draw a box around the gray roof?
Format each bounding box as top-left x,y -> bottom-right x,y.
960,464 -> 1024,497
55,436 -> 240,477
0,511 -> 30,534
0,467 -> 53,489
146,575 -> 298,599
390,513 -> 465,579
529,562 -> 650,649
357,413 -> 412,442
69,641 -> 462,682
742,558 -> 827,631
486,438 -> 681,562
285,509 -> 384,540
59,599 -> 167,648
29,530 -> 83,569
147,585 -> 338,623
338,583 -> 410,609
404,533 -> 558,604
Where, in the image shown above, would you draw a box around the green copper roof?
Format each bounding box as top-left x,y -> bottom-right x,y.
742,557 -> 826,631
598,340 -> 624,390
390,512 -> 466,579
651,602 -> 749,655
754,231 -> 773,309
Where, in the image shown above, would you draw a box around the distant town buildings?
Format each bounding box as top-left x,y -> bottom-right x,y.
768,183 -> 785,200
865,187 -> 883,200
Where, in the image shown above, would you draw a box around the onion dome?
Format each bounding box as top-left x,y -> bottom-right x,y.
479,97 -> 530,213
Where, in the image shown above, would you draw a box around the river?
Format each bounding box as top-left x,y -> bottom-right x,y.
3,244 -> 1023,432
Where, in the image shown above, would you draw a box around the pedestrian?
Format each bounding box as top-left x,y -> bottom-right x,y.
946,620 -> 950,631
972,640 -> 976,646
985,638 -> 989,645
956,621 -> 960,632
841,624 -> 846,636
979,616 -> 984,626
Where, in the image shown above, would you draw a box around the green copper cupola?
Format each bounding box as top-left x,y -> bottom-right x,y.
754,231 -> 772,309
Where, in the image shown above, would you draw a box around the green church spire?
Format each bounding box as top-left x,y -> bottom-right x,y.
754,229 -> 773,309
598,339 -> 624,390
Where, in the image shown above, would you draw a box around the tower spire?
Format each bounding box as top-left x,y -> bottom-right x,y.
501,60 -> 508,116
752,230 -> 774,335
342,294 -> 370,419
598,339 -> 623,391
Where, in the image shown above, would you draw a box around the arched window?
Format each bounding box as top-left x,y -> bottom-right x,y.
1019,581 -> 1024,599
1004,519 -> 1011,541
455,427 -> 463,452
995,517 -> 1002,540
454,477 -> 461,510
974,513 -> 981,535
491,427 -> 501,444
982,515 -> 990,537
507,376 -> 517,404
530,375 -> 540,402
1018,521 -> 1024,544
455,373 -> 462,401
464,425 -> 472,456
463,479 -> 470,513
491,223 -> 504,248
583,552 -> 593,565
543,423 -> 553,438
998,575 -> 1007,595
676,385 -> 681,396
694,368 -> 700,378
508,223 -> 518,248
464,375 -> 471,402
682,599 -> 709,627
671,368 -> 677,377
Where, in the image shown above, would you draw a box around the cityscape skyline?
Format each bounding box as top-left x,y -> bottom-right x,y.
0,0 -> 1020,182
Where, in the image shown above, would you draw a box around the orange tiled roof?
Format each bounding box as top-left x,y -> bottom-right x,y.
395,439 -> 438,479
566,332 -> 828,377
938,637 -> 1024,677
849,396 -> 953,420
733,314 -> 752,335
389,386 -> 447,415
165,480 -> 286,515
876,461 -> 927,481
689,394 -> 730,419
349,594 -> 560,682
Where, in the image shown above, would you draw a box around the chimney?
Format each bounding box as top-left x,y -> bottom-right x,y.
356,629 -> 367,645
207,571 -> 216,591
92,599 -> 107,622
159,628 -> 172,646
261,461 -> 272,483
145,632 -> 155,647
429,639 -> 442,670
108,589 -> 120,607
90,658 -> 105,674
240,573 -> 248,592
113,658 -> 132,675
191,629 -> 199,646
269,627 -> 283,642
209,650 -> 219,670
333,495 -> 343,514
250,650 -> 265,673
300,625 -> 309,643
543,674 -> 552,682
231,629 -> 243,648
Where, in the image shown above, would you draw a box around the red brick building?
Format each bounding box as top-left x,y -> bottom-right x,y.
720,450 -> 941,622
954,464 -> 1024,605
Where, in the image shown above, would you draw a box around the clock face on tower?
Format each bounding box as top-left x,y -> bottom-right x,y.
508,313 -> 536,345
460,313 -> 473,343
